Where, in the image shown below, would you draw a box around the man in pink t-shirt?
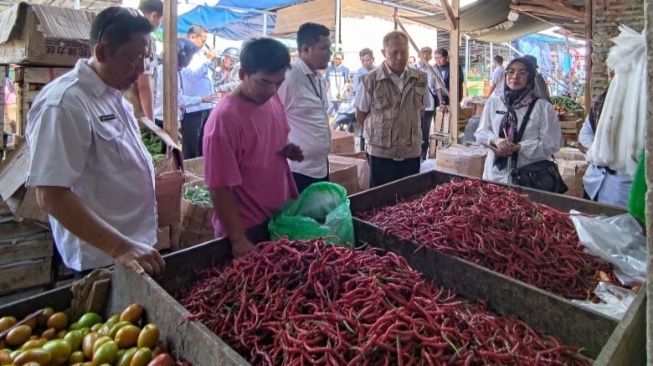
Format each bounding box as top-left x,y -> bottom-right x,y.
203,38 -> 303,258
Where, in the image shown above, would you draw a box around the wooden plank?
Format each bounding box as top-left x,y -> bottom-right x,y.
584,0 -> 592,113
20,67 -> 70,84
162,0 -> 178,144
354,219 -> 617,358
0,221 -> 49,244
86,278 -> 110,315
23,90 -> 41,104
0,239 -> 53,265
0,286 -> 72,319
0,258 -> 51,295
449,0 -> 460,143
439,0 -> 455,31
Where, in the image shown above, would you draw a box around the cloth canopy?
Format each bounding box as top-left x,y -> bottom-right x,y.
401,0 -> 551,43
177,0 -> 305,40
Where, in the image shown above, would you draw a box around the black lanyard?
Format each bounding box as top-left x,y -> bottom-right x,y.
307,74 -> 323,101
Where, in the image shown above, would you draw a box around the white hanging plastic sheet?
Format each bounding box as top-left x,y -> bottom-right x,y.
585,25 -> 646,177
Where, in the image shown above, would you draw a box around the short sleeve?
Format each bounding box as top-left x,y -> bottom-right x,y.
203,108 -> 243,189
26,105 -> 92,188
353,83 -> 372,113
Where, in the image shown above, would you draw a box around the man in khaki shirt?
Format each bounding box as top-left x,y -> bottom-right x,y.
354,31 -> 429,187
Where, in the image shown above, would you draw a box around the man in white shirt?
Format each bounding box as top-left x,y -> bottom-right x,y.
351,48 -> 375,95
488,55 -> 505,97
277,22 -> 332,193
25,7 -> 165,278
125,0 -> 162,122
415,46 -> 440,160
181,24 -> 217,159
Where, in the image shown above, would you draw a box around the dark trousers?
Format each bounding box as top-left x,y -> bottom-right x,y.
182,109 -> 211,159
368,155 -> 421,188
421,110 -> 435,158
72,269 -> 94,280
292,172 -> 329,194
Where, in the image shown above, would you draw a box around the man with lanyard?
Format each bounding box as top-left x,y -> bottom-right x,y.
181,24 -> 217,159
415,46 -> 440,160
325,51 -> 351,116
354,31 -> 429,188
214,47 -> 241,96
203,38 -> 303,258
433,48 -> 464,113
25,7 -> 165,278
351,48 -> 377,151
125,0 -> 162,122
277,22 -> 332,193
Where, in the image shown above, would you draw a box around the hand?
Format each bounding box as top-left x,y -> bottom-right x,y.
205,49 -> 216,61
492,138 -> 518,158
230,236 -> 255,258
440,105 -> 449,113
113,239 -> 165,277
577,143 -> 587,154
278,143 -> 304,162
202,94 -> 219,104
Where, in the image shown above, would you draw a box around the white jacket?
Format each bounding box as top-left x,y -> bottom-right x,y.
475,95 -> 562,184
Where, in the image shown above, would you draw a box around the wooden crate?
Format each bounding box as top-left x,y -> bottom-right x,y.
0,220 -> 53,295
13,66 -> 71,135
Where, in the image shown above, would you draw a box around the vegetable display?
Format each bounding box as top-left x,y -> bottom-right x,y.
182,185 -> 212,207
551,96 -> 583,115
0,303 -> 189,366
178,238 -> 589,366
359,179 -> 617,300
141,130 -> 166,156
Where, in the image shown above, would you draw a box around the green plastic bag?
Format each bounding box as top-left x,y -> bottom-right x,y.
268,182 -> 354,246
628,149 -> 646,224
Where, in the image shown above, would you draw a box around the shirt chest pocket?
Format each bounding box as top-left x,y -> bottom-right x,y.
92,118 -> 127,173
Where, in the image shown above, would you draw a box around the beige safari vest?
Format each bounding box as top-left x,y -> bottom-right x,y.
361,66 -> 427,160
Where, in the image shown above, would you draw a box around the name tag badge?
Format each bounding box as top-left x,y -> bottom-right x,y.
99,114 -> 117,122
496,111 -> 506,115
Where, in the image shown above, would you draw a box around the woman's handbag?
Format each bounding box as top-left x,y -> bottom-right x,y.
510,100 -> 568,194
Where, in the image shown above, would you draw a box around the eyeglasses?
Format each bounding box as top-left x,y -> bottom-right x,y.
96,7 -> 142,43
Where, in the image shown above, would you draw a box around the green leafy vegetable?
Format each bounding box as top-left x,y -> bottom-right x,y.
183,185 -> 213,207
141,130 -> 166,156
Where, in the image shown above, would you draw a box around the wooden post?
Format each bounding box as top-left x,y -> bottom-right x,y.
584,0 -> 592,112
448,0 -> 460,143
163,0 -> 179,144
644,0 -> 653,357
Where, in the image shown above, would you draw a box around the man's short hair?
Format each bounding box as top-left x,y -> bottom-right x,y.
333,51 -> 344,59
382,31 -> 408,47
297,23 -> 330,50
90,6 -> 153,55
359,48 -> 373,58
434,48 -> 449,57
138,0 -> 163,16
240,37 -> 290,75
493,55 -> 504,64
420,46 -> 433,53
187,24 -> 208,37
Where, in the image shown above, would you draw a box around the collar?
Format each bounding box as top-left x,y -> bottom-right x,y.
75,58 -> 122,98
295,58 -> 320,77
378,62 -> 408,80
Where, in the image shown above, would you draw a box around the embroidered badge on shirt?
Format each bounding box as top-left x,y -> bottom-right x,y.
99,114 -> 117,122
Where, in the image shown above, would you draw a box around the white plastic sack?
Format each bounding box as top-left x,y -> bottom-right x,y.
570,212 -> 647,284
586,26 -> 646,177
420,159 -> 436,173
571,282 -> 637,321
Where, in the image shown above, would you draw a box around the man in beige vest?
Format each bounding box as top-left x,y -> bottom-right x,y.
354,31 -> 429,187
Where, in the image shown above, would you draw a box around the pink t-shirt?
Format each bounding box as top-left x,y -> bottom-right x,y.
203,94 -> 298,236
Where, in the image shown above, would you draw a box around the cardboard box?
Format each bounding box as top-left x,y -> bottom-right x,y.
554,147 -> 586,162
331,130 -> 355,154
184,157 -> 204,178
557,160 -> 589,198
435,144 -> 488,179
0,3 -> 95,66
328,158 -> 358,195
330,152 -> 370,193
0,141 -> 49,223
180,181 -> 215,249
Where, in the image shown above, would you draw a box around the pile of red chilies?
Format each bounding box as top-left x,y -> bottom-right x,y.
179,238 -> 589,365
359,178 -> 615,300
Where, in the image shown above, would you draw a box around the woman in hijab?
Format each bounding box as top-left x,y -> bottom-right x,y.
475,57 -> 562,184
153,38 -> 216,155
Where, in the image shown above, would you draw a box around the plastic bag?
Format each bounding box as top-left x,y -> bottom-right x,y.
570,212 -> 647,285
571,282 -> 637,321
268,182 -> 354,246
628,149 -> 646,223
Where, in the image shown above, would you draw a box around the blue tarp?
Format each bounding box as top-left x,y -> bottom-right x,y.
177,0 -> 303,40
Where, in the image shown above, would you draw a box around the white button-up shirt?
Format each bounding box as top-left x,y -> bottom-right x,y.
25,59 -> 157,271
154,63 -> 209,122
277,58 -> 331,179
180,52 -> 214,113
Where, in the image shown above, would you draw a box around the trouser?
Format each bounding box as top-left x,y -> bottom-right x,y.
421,110 -> 435,158
182,109 -> 211,159
292,172 -> 329,194
368,155 -> 421,188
